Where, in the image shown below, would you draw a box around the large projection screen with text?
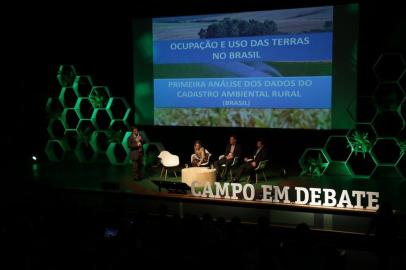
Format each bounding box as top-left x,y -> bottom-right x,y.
133,4 -> 358,129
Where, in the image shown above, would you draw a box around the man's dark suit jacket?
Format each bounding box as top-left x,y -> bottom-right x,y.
252,147 -> 267,165
224,143 -> 241,158
127,135 -> 143,161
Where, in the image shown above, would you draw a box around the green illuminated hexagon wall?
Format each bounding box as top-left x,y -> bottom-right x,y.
324,135 -> 352,162
46,97 -> 64,119
347,96 -> 376,123
48,118 -> 65,140
57,65 -> 77,87
107,97 -> 131,120
374,82 -> 405,111
373,53 -> 405,82
299,148 -> 329,176
74,141 -> 98,163
371,138 -> 401,165
396,154 -> 406,178
73,75 -> 93,97
90,131 -> 109,153
75,98 -> 94,119
46,65 -> 135,165
372,111 -> 404,137
89,86 -> 111,108
63,129 -> 79,151
346,151 -> 377,178
300,53 -> 406,179
106,143 -> 130,165
61,108 -> 80,130
91,109 -> 112,130
45,140 -> 66,162
59,87 -> 78,108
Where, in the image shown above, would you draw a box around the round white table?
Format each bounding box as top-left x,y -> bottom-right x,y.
181,167 -> 216,187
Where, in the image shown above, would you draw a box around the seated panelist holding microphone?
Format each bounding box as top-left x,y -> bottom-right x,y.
232,139 -> 267,183
214,135 -> 241,181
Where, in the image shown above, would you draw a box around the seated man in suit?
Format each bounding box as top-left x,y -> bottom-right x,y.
214,135 -> 241,181
232,139 -> 267,183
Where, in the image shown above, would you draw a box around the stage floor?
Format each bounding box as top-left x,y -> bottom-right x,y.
32,161 -> 406,214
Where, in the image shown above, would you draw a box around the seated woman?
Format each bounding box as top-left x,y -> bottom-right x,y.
191,140 -> 208,167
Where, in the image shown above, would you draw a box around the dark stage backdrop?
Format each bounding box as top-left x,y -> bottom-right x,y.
8,0 -> 406,172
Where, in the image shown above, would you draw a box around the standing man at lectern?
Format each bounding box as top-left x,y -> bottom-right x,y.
214,135 -> 241,181
127,126 -> 143,181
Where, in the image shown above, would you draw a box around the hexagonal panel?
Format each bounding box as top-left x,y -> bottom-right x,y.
63,129 -> 79,151
77,119 -> 96,140
372,111 -> 404,137
347,123 -> 377,140
106,143 -> 130,165
373,53 -> 406,82
59,87 -> 78,108
324,135 -> 352,162
90,131 -> 109,153
57,65 -> 77,87
45,140 -> 66,162
122,131 -> 132,146
89,86 -> 111,108
61,108 -> 80,130
299,148 -> 329,176
91,109 -> 112,130
110,119 -> 129,134
371,138 -> 401,165
347,123 -> 376,156
401,97 -> 406,121
73,75 -> 93,97
74,141 -> 98,163
46,97 -> 64,119
371,165 -> 402,179
399,139 -> 406,156
374,82 -> 405,111
398,70 -> 406,94
324,162 -> 352,176
74,98 -> 94,119
347,96 -> 376,123
47,119 -> 65,140
396,153 -> 406,178
346,152 -> 377,178
107,97 -> 131,120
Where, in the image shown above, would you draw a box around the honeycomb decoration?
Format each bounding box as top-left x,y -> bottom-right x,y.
45,65 -> 135,165
299,53 -> 406,179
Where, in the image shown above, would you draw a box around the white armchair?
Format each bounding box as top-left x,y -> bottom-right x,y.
158,151 -> 180,179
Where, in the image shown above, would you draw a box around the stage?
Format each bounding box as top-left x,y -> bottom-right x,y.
31,161 -> 406,235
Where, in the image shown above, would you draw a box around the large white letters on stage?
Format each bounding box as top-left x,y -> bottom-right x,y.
190,181 -> 379,210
